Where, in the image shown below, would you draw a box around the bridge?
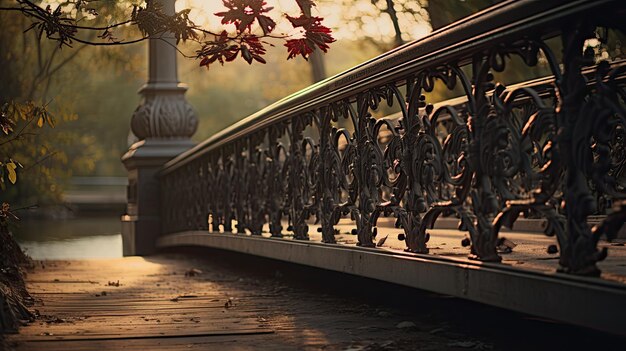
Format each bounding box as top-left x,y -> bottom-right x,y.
60,177 -> 127,215
5,0 -> 626,348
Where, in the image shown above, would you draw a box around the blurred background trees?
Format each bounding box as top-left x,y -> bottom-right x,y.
0,0 -> 509,214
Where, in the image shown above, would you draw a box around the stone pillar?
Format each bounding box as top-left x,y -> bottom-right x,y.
121,0 -> 197,256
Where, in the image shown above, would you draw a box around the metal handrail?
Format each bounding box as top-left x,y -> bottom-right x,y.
161,0 -> 613,175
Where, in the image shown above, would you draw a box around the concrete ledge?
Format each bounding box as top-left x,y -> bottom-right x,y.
158,231 -> 626,336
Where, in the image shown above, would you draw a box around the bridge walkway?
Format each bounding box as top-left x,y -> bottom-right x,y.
5,254 -> 494,350
6,247 -> 626,350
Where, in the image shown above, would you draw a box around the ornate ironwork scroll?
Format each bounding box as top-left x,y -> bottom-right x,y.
160,1 -> 626,277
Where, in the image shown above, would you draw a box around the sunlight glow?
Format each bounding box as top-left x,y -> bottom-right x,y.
39,0 -> 432,43
177,0 -> 432,42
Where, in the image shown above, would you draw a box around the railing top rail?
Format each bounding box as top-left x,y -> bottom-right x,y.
161,0 -> 614,175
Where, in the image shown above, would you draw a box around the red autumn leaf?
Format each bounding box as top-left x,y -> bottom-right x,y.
284,15 -> 334,60
198,41 -> 240,68
252,54 -> 266,64
241,45 -> 253,64
304,23 -> 334,52
295,0 -> 315,16
225,47 -> 239,62
242,35 -> 266,54
256,15 -> 276,35
242,35 -> 267,62
200,1 -> 332,68
285,38 -> 313,60
216,0 -> 275,34
286,14 -> 326,29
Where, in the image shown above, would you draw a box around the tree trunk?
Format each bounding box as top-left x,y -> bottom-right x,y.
309,48 -> 327,83
385,0 -> 404,48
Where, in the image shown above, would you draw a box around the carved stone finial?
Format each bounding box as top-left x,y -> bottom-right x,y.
131,85 -> 198,139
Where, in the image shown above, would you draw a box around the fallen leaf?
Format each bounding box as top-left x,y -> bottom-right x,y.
430,327 -> 446,334
376,234 -> 389,247
178,295 -> 198,299
395,321 -> 417,329
461,237 -> 471,247
496,237 -> 517,254
185,268 -> 203,277
448,341 -> 477,348
224,298 -> 234,308
377,311 -> 391,317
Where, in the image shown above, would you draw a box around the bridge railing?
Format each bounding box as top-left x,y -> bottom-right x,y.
159,0 -> 626,276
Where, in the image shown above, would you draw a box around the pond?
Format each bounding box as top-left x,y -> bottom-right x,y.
11,216 -> 122,260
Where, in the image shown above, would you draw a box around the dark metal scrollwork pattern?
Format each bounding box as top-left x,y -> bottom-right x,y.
160,11 -> 626,277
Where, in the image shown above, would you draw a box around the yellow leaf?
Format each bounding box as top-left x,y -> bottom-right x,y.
7,162 -> 17,184
37,116 -> 44,127
47,115 -> 56,128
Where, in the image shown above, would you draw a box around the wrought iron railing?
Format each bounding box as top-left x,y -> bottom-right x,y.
160,0 -> 626,276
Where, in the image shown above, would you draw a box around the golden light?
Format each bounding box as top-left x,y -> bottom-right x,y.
177,0 -> 432,41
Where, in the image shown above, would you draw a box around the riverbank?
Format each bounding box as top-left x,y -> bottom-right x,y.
0,224 -> 34,335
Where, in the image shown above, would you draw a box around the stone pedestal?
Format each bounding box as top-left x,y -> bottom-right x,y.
121,139 -> 193,255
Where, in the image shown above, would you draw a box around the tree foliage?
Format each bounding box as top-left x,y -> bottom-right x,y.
3,0 -> 335,68
0,0 -> 335,209
0,3 -> 108,209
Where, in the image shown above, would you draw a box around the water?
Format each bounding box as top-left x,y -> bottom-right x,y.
11,216 -> 122,260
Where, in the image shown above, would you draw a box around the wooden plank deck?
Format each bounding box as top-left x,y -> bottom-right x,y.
4,255 -> 504,350
5,251 -> 626,350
